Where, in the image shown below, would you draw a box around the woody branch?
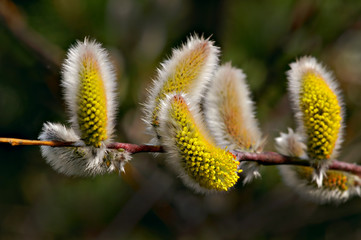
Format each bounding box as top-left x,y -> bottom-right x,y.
1,137 -> 361,177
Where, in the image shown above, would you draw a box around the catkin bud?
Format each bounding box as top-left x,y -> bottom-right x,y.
144,35 -> 219,143
275,128 -> 306,158
39,39 -> 130,176
203,63 -> 263,184
62,38 -> 118,147
39,123 -> 132,176
275,129 -> 360,204
158,94 -> 241,193
279,165 -> 361,204
286,56 -> 344,182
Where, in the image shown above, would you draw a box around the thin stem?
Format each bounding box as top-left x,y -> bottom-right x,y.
0,138 -> 75,147
232,150 -> 361,178
107,143 -> 164,154
0,137 -> 163,153
1,137 -> 361,177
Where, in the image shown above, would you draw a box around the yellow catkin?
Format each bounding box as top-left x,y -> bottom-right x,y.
220,78 -> 256,150
152,42 -> 209,127
300,71 -> 342,160
77,53 -> 108,147
169,96 -> 240,191
295,166 -> 349,191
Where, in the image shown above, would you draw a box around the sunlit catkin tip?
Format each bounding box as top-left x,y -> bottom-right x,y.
144,34 -> 219,142
62,38 -> 117,148
158,94 -> 240,193
204,63 -> 262,151
278,165 -> 361,204
287,56 -> 344,162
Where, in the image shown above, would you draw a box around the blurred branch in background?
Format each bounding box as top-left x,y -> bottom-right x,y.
0,0 -> 63,71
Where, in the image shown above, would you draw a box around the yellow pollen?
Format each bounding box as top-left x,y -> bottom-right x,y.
169,95 -> 240,191
77,53 -> 108,147
300,71 -> 341,160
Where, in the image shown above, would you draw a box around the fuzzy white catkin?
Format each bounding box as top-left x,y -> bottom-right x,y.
62,38 -> 118,142
278,165 -> 361,204
143,34 -> 219,144
285,56 -> 345,186
39,122 -> 131,176
275,128 -> 306,158
157,93 -> 210,193
39,39 -> 131,176
157,93 -> 240,193
275,128 -> 360,204
39,122 -> 103,176
203,63 -> 263,184
286,56 -> 344,161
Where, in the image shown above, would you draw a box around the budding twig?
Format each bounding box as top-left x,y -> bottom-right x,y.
0,137 -> 163,153
1,137 -> 361,177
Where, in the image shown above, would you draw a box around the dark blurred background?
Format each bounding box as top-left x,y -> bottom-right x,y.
1,0 -> 361,239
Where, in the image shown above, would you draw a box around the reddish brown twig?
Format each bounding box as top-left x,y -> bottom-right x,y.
1,137 -> 361,177
0,137 -> 164,153
328,161 -> 361,177
233,151 -> 307,166
232,150 -> 361,178
107,143 -> 164,154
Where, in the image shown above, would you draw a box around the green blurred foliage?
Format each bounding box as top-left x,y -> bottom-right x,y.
1,0 -> 361,239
